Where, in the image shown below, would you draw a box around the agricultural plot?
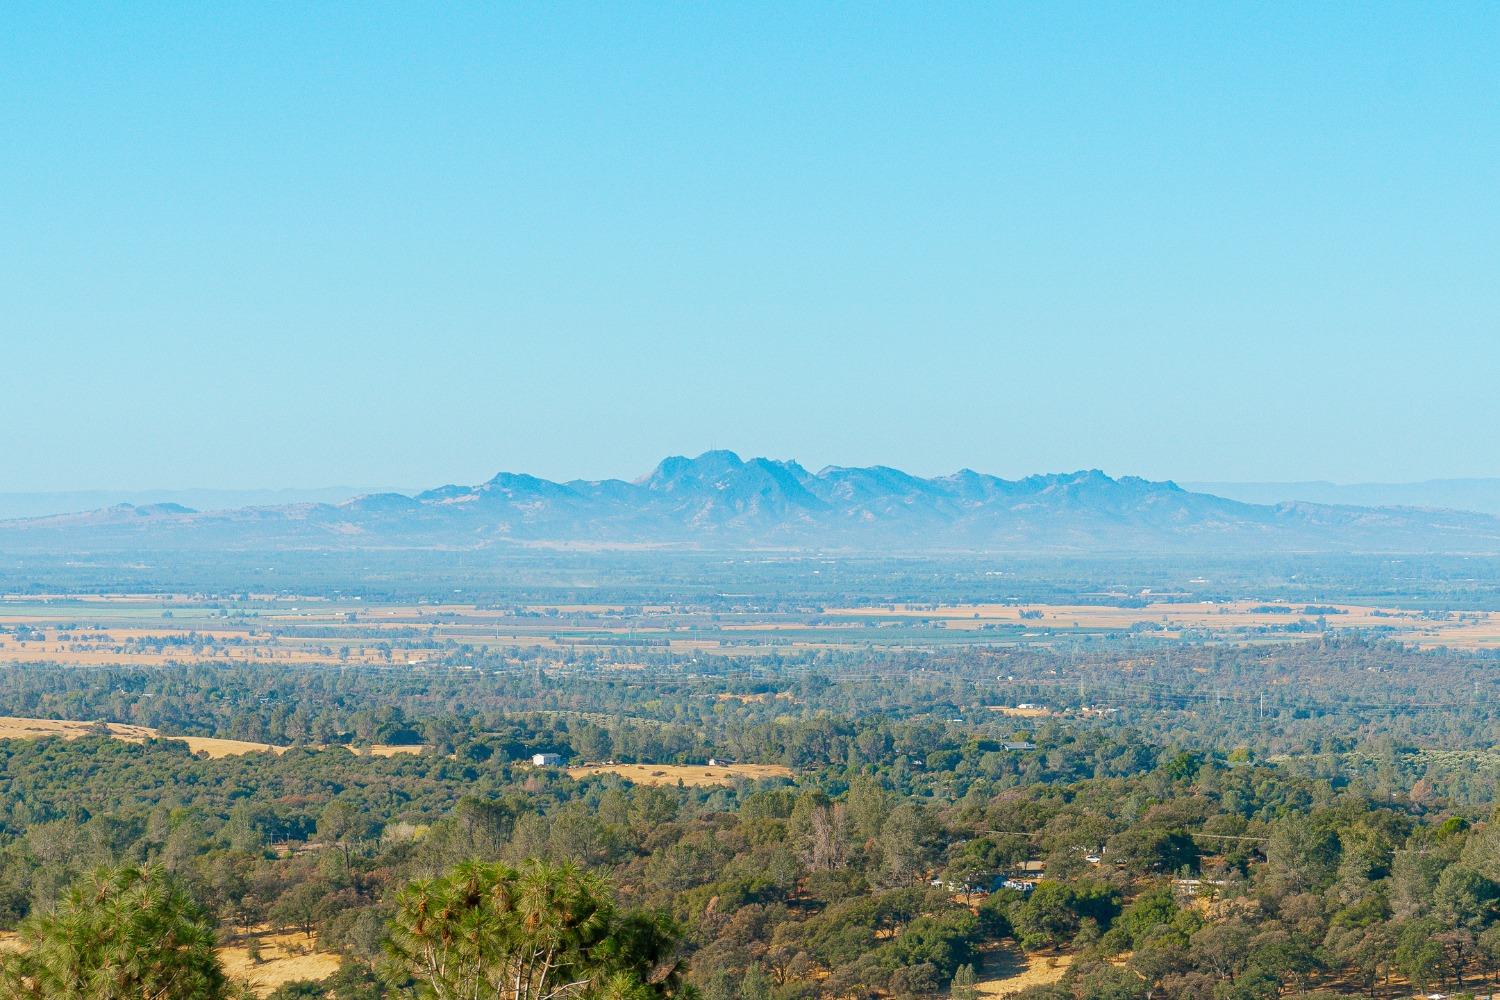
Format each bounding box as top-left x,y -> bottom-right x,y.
823,599 -> 1500,649
2,593 -> 1498,677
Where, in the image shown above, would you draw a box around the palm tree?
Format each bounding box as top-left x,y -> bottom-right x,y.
0,865 -> 229,1000
383,860 -> 684,1000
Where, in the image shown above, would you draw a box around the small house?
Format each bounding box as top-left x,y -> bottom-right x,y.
531,753 -> 561,767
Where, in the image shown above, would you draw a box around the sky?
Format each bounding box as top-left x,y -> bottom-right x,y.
2,4 -> 1498,491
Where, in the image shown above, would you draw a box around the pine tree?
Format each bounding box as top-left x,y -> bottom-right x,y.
383,859 -> 684,1000
0,865 -> 228,1000
950,962 -> 980,1000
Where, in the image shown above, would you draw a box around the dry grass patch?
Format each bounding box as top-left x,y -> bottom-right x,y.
352,744 -> 425,757
177,736 -> 284,758
991,706 -> 1051,718
0,716 -> 155,742
0,718 -> 440,761
566,762 -> 793,787
0,716 -> 283,758
974,948 -> 1072,996
220,930 -> 341,998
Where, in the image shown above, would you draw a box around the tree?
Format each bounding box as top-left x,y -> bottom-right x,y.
1394,918 -> 1446,992
949,962 -> 979,1000
270,880 -> 327,939
265,983 -> 325,1000
454,797 -> 519,859
1323,921 -> 1394,997
1478,924 -> 1500,985
1012,881 -> 1119,952
318,800 -> 376,865
1246,925 -> 1321,994
571,724 -> 613,763
1265,814 -> 1342,892
1433,865 -> 1500,930
383,859 -> 684,1000
1072,963 -> 1148,1000
1107,828 -> 1199,876
1187,920 -> 1251,980
1114,885 -> 1182,947
0,865 -> 228,1000
878,803 -> 936,887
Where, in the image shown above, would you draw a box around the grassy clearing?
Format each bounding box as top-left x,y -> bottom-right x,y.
0,717 -> 282,758
0,717 -> 428,760
565,762 -> 793,787
219,929 -> 341,997
973,946 -> 1071,996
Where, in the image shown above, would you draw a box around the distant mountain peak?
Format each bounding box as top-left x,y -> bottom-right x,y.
5,454 -> 1500,554
480,472 -> 577,497
98,501 -> 199,516
694,448 -> 744,464
638,450 -> 744,486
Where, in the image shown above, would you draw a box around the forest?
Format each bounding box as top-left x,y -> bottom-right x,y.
1,604 -> 1500,1000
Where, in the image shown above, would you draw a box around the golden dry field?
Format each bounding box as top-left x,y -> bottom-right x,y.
0,716 -> 281,757
990,706 -> 1052,718
353,743 -> 426,757
564,762 -> 794,786
0,716 -> 426,759
973,948 -> 1072,996
219,929 -> 341,997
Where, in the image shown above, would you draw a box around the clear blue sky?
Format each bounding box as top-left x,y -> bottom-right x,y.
3,4 -> 1497,490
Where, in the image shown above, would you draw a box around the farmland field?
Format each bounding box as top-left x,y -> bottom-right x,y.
3,593 -> 1500,673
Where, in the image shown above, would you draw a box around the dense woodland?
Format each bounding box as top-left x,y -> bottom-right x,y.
4,588 -> 1500,998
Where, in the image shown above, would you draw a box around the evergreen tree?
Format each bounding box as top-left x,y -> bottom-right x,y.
383,859 -> 684,1000
0,865 -> 228,1000
950,962 -> 980,1000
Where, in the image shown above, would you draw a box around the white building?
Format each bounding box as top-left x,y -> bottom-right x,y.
531,753 -> 561,767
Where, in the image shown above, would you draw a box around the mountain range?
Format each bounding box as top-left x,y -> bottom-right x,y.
1184,478 -> 1500,517
0,486 -> 410,522
5,450 -> 1500,554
